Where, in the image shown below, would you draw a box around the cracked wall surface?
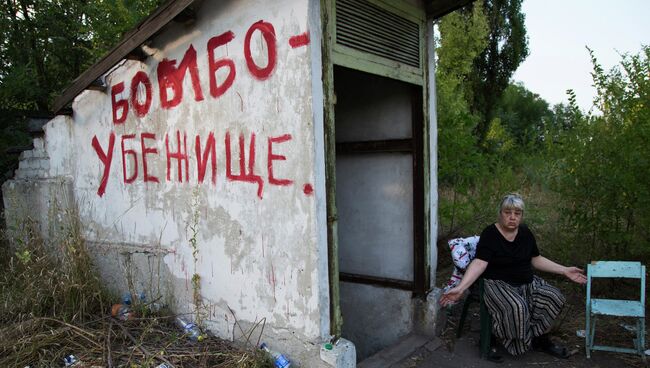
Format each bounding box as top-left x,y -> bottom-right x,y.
2,0 -> 331,359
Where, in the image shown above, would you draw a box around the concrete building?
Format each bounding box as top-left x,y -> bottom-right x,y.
3,0 -> 472,366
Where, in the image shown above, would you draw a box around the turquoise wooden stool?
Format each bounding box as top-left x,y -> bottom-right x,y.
456,278 -> 493,359
586,261 -> 646,358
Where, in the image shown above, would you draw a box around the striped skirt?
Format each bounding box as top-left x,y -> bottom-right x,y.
483,276 -> 565,355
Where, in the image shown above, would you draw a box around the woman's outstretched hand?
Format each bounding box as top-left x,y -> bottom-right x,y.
564,266 -> 587,284
439,286 -> 464,307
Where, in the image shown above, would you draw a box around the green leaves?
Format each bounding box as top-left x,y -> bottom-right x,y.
468,0 -> 530,145
0,0 -> 163,182
15,249 -> 32,265
551,46 -> 650,260
492,82 -> 552,148
0,0 -> 164,112
436,3 -> 511,236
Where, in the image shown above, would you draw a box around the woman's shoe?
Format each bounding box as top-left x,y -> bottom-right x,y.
532,335 -> 570,359
541,342 -> 570,359
487,347 -> 504,363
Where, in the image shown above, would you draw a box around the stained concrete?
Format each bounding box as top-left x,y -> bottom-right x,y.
358,334 -> 434,368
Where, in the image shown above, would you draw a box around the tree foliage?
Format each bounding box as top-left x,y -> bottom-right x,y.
0,0 -> 162,178
551,46 -> 650,261
436,2 -> 539,239
436,2 -> 488,187
469,0 -> 529,145
0,0 -> 163,112
436,3 -> 509,237
436,4 -> 649,270
493,82 -> 552,147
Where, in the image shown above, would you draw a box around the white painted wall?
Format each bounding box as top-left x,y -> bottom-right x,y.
4,0 -> 331,355
3,1 -> 443,365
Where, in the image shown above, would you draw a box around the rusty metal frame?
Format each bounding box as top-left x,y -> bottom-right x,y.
336,139 -> 412,154
340,272 -> 414,291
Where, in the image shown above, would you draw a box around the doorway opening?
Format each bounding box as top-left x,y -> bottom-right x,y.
333,65 -> 426,359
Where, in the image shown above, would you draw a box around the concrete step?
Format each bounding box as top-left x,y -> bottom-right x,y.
358,333 -> 441,368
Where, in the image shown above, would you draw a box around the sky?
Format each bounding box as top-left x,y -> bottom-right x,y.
512,0 -> 650,112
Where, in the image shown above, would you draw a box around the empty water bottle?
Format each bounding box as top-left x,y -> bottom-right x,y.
63,354 -> 81,367
260,343 -> 291,368
123,291 -> 146,305
175,317 -> 204,342
122,292 -> 132,305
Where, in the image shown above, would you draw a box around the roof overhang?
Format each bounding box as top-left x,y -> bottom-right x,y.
52,0 -> 476,115
427,0 -> 477,19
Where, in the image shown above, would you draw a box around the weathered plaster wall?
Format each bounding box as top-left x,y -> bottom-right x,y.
3,0 -> 330,361
3,117 -> 76,241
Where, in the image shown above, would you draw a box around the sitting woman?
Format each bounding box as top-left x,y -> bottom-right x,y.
440,193 -> 587,360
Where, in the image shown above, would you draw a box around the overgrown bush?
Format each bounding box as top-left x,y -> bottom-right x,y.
549,46 -> 650,263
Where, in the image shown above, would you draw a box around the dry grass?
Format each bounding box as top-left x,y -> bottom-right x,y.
1,219 -> 108,325
0,315 -> 272,367
0,218 -> 272,368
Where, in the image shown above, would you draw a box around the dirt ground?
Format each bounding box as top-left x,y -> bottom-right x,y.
408,266 -> 649,368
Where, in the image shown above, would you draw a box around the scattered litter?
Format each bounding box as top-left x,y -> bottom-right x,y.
260,342 -> 291,368
0,315 -> 266,367
122,292 -> 132,305
63,354 -> 81,367
645,348 -> 650,356
111,303 -> 134,321
175,317 -> 205,342
576,329 -> 586,338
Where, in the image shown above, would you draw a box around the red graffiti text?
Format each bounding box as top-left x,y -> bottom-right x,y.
111,20 -> 290,124
91,130 -> 295,199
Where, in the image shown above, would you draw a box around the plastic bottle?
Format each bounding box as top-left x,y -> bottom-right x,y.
63,354 -> 82,367
122,292 -> 132,305
148,301 -> 164,313
139,292 -> 164,313
123,291 -> 146,305
175,317 -> 204,342
111,303 -> 134,320
260,342 -> 291,368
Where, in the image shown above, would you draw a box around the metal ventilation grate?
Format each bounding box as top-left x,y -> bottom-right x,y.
336,0 -> 421,69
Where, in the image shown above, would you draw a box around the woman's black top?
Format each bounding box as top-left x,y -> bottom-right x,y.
475,224 -> 540,285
